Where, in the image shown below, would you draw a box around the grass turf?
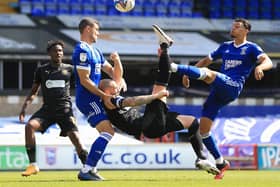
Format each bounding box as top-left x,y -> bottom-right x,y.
1,170 -> 279,187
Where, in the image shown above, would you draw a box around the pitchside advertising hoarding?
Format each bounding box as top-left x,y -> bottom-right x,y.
258,145 -> 280,170
0,144 -> 197,170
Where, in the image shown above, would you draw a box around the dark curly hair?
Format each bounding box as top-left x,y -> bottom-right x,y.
46,40 -> 64,52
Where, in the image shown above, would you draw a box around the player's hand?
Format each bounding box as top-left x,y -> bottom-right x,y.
103,94 -> 116,109
110,52 -> 120,62
156,90 -> 169,98
254,66 -> 264,80
182,75 -> 190,88
119,78 -> 127,92
19,111 -> 25,123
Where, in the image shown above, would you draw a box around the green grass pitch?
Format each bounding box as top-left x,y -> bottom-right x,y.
1,170 -> 279,187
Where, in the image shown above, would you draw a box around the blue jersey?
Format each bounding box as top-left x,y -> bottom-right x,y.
210,41 -> 264,85
72,41 -> 108,126
203,41 -> 264,120
72,41 -> 105,103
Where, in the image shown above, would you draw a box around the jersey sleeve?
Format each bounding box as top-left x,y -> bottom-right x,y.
74,43 -> 91,70
251,43 -> 264,60
210,43 -> 227,61
111,95 -> 125,109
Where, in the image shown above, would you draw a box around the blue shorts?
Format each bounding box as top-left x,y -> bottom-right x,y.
76,97 -> 108,127
202,73 -> 243,120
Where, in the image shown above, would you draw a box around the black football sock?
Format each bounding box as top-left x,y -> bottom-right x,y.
155,44 -> 171,86
26,145 -> 36,163
188,119 -> 207,159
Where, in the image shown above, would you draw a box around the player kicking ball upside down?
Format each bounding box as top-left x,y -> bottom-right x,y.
98,25 -> 220,177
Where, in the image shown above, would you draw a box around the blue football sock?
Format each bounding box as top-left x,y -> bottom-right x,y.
177,65 -> 206,80
202,134 -> 221,160
86,132 -> 112,167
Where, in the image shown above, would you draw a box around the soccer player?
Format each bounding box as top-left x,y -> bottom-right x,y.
99,25 -> 220,176
165,18 -> 273,179
72,17 -> 126,181
19,40 -> 88,177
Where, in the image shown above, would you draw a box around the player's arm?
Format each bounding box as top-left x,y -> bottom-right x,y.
195,56 -> 213,67
77,68 -> 115,109
254,53 -> 273,80
120,90 -> 169,107
19,82 -> 40,122
102,52 -> 127,92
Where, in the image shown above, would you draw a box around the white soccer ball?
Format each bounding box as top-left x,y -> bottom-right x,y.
114,0 -> 135,12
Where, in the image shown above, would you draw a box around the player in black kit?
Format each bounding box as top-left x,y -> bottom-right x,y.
19,40 -> 88,176
99,26 -> 220,175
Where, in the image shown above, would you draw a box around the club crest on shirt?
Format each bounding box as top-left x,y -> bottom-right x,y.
80,53 -> 87,62
240,47 -> 248,55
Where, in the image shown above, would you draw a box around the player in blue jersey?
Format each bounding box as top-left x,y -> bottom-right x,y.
154,18 -> 273,179
72,17 -> 126,181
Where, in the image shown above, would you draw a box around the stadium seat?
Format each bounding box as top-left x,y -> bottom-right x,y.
235,0 -> 246,18
82,0 -> 95,15
31,0 -> 45,16
209,0 -> 221,18
181,0 -> 193,17
107,0 -> 120,16
45,0 -> 57,16
155,1 -> 168,17
168,0 -> 181,17
70,0 -> 82,15
95,0 -> 107,15
143,0 -> 156,16
130,0 -> 144,16
19,0 -> 32,14
57,0 -> 70,15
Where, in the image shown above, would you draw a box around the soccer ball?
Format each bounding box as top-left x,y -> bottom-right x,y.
114,0 -> 135,12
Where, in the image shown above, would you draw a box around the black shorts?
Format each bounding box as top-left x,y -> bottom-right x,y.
142,100 -> 184,138
29,106 -> 78,137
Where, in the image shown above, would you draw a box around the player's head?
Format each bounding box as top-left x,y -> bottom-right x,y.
46,40 -> 64,64
78,17 -> 100,43
230,18 -> 251,39
99,79 -> 120,96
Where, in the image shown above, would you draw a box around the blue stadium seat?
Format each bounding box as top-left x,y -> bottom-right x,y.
107,0 -> 120,16
45,0 -> 57,16
168,0 -> 181,17
130,0 -> 144,16
19,0 -> 32,14
235,0 -> 246,18
81,0 -> 95,15
143,0 -> 156,16
95,0 -> 107,15
70,0 -> 82,15
31,0 -> 45,16
57,0 -> 70,15
247,0 -> 259,19
259,0 -> 272,19
181,0 -> 193,17
155,1 -> 168,17
209,0 -> 221,18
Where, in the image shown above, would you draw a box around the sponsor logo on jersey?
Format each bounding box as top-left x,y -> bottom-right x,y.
95,63 -> 101,74
224,59 -> 242,70
240,46 -> 248,55
45,80 -> 65,88
79,53 -> 87,62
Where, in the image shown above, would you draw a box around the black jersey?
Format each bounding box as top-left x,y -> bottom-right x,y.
34,63 -> 73,109
104,96 -> 143,136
